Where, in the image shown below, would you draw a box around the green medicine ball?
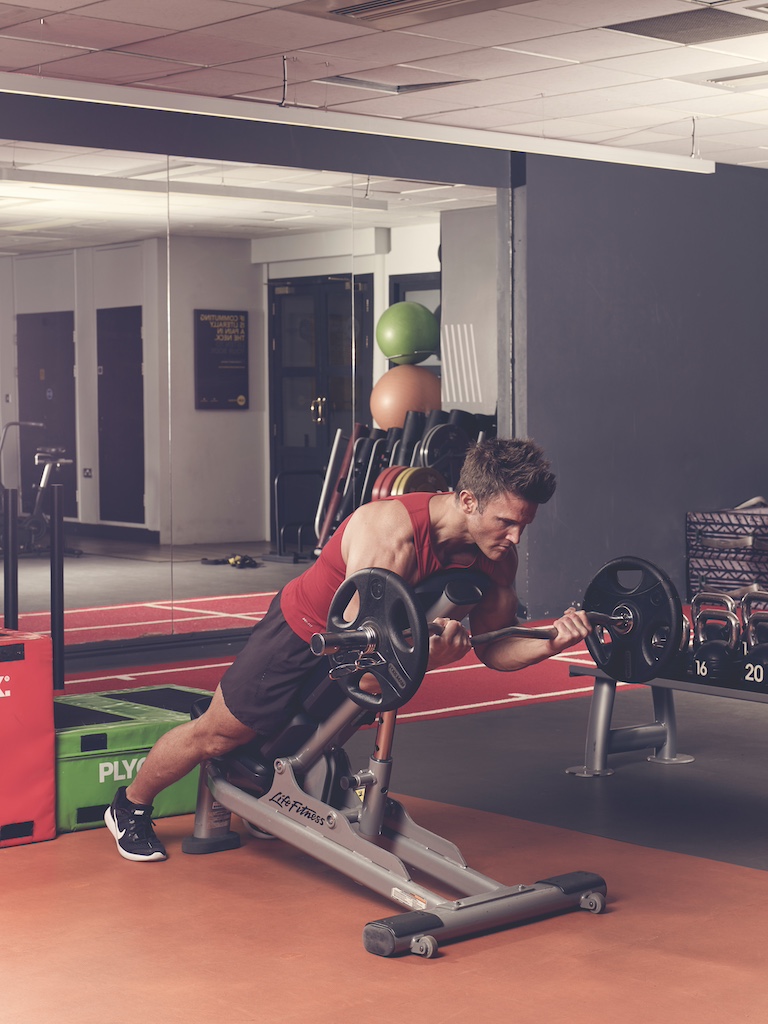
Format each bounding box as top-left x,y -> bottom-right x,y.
375,301 -> 440,365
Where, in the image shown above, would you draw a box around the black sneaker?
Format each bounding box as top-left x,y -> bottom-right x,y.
104,787 -> 167,862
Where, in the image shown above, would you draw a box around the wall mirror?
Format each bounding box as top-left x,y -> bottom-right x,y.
0,134 -> 502,654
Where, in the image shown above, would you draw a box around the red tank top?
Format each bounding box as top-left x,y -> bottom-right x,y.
280,492 -> 510,642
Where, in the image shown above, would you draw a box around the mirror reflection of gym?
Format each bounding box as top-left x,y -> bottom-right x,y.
0,140 -> 499,657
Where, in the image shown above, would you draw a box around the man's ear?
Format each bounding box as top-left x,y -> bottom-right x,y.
458,490 -> 476,514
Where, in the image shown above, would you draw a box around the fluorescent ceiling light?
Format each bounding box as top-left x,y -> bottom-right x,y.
707,63 -> 768,87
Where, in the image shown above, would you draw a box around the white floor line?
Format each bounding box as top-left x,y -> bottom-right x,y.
398,685 -> 596,719
65,662 -> 234,686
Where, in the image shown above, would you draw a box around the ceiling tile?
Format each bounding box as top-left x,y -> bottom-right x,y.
424,61 -> 650,102
596,46 -> 761,77
28,50 -> 202,82
572,104 -> 701,131
656,91 -> 768,115
343,64 -> 470,86
224,50 -> 364,81
499,114 -> 619,137
490,90 -> 649,119
238,79 -> 394,105
0,14 -> 174,48
579,77 -> 729,107
0,5 -> 48,30
28,150 -> 170,173
114,29 -> 278,64
328,91 -> 468,117
199,9 -> 375,48
626,135 -> 731,156
689,123 -> 768,146
2,0 -> 95,10
0,35 -> 87,66
401,47 -> 569,79
414,105 -> 544,128
137,66 -> 278,95
730,107 -> 768,125
398,9 -> 575,47
508,0 -> 691,30
692,35 -> 768,62
70,0 -> 254,31
297,30 -> 475,64
595,128 -> 693,148
504,27 -> 681,61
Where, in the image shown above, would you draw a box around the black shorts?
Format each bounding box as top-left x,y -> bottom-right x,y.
219,592 -> 327,738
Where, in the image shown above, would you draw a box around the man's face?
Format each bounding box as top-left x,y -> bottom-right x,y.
460,490 -> 538,560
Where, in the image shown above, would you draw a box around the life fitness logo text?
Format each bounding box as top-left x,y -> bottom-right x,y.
269,792 -> 326,826
0,674 -> 11,697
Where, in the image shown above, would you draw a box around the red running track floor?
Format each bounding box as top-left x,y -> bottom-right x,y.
27,589 -> 620,718
62,637 -> 617,720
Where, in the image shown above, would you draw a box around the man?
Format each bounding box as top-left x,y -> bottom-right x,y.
105,437 -> 591,861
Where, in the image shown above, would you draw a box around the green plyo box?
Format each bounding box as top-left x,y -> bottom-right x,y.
54,686 -> 211,832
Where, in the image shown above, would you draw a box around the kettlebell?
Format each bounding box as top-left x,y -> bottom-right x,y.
689,608 -> 741,685
740,590 -> 768,659
742,610 -> 768,691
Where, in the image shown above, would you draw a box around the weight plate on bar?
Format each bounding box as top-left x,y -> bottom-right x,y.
583,556 -> 684,683
326,568 -> 429,711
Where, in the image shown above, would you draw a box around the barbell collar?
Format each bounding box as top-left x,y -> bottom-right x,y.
310,624 -> 378,657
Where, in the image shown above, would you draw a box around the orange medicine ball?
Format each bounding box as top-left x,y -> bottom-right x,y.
369,364 -> 441,430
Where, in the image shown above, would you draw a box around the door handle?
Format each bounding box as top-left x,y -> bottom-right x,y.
310,396 -> 327,424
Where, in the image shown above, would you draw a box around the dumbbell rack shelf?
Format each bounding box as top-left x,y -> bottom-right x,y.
566,664 -> 768,777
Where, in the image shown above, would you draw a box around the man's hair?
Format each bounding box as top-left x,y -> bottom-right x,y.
455,437 -> 556,508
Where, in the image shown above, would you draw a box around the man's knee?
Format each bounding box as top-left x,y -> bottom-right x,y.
192,690 -> 256,759
198,730 -> 246,760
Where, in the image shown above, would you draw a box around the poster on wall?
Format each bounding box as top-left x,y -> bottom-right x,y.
194,309 -> 249,410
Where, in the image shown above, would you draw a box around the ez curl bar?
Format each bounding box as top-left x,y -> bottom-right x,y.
312,607 -> 634,654
311,555 -> 687,713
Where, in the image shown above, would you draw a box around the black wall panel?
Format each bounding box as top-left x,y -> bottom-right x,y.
519,156 -> 768,615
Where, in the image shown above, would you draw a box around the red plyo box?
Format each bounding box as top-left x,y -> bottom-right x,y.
0,630 -> 55,848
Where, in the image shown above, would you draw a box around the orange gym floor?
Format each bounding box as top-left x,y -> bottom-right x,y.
7,683 -> 768,1023
6,543 -> 768,1021
6,796 -> 768,1024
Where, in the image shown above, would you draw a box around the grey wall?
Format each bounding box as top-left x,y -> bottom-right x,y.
516,155 -> 768,616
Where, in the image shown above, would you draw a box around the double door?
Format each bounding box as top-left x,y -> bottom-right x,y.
15,306 -> 145,525
269,274 -> 373,541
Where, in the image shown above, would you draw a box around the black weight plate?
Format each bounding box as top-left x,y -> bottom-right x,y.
326,567 -> 429,711
582,556 -> 684,683
418,423 -> 470,487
